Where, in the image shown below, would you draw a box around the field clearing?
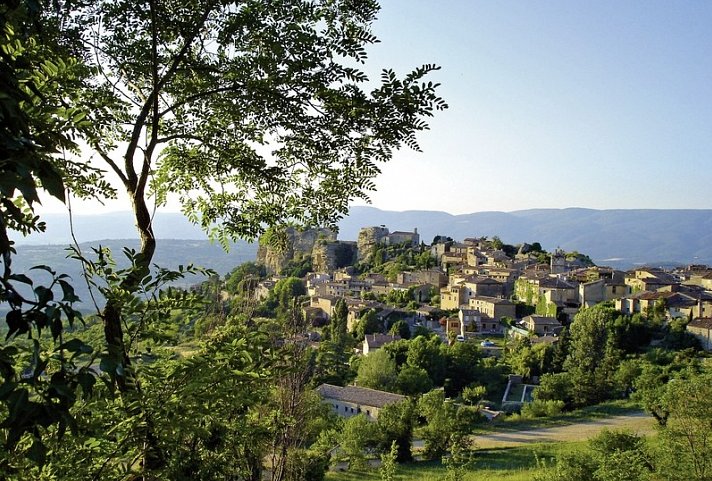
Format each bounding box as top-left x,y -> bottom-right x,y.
327,442 -> 582,481
474,411 -> 656,448
328,411 -> 657,481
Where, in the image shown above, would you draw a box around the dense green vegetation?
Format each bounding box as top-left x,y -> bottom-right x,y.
2,1 -> 712,480
0,0 -> 446,479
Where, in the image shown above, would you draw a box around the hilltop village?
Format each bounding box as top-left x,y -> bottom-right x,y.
251,225 -> 712,352
209,224 -> 712,436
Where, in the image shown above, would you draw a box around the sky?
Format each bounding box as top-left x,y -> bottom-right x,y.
38,0 -> 712,216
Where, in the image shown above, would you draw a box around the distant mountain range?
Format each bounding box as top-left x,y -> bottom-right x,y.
12,207 -> 712,269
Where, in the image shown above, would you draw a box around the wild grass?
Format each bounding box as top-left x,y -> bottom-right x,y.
326,442 -> 584,481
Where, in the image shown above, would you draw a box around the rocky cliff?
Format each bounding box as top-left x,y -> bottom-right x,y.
356,226 -> 389,262
312,241 -> 358,272
257,227 -> 336,274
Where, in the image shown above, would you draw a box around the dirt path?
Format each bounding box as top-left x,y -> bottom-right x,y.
474,411 -> 656,448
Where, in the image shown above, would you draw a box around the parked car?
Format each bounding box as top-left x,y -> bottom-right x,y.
480,339 -> 495,347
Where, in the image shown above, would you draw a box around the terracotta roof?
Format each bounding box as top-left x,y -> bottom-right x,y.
316,384 -> 405,408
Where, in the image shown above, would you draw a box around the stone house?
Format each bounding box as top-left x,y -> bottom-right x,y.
468,296 -> 516,323
316,384 -> 405,420
521,315 -> 562,336
624,269 -> 678,293
310,294 -> 339,319
458,306 -> 503,334
387,229 -> 420,246
254,279 -> 277,301
466,247 -> 487,267
397,269 -> 448,288
578,278 -> 631,308
461,275 -> 505,299
444,315 -> 463,337
440,284 -> 466,310
363,333 -> 401,355
687,317 -> 712,351
441,251 -> 466,269
616,290 -> 699,319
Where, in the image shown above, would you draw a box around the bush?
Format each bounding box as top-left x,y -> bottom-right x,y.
521,399 -> 565,418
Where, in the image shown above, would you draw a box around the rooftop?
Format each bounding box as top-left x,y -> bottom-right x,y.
316,384 -> 405,408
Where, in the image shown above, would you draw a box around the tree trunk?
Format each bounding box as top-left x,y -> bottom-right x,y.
101,190 -> 155,389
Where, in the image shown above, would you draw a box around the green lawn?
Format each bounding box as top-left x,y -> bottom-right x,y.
326,442 -> 583,481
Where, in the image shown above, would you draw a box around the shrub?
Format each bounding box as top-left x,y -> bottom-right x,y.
521,399 -> 565,418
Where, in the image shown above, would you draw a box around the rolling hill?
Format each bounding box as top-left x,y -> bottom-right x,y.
12,207 -> 712,269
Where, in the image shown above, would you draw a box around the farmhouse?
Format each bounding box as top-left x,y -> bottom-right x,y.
316,384 -> 405,420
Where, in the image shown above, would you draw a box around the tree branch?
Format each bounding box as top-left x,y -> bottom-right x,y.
124,1 -> 217,190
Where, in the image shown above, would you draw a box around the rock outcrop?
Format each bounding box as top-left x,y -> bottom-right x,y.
356,226 -> 389,262
312,241 -> 358,272
257,227 -> 335,274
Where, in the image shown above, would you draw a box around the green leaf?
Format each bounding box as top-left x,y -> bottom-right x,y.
27,438 -> 47,465
58,279 -> 80,302
58,338 -> 92,354
8,273 -> 33,285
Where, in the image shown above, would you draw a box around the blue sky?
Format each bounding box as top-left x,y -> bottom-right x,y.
353,0 -> 712,213
38,1 -> 712,216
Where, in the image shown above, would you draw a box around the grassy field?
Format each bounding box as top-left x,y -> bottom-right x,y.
482,399 -> 642,432
326,442 -> 583,481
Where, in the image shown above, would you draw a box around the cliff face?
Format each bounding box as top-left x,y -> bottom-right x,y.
257,227 -> 336,274
312,241 -> 358,272
357,226 -> 389,262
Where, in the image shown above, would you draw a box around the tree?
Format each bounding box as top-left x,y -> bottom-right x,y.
461,385 -> 487,405
656,372 -> 712,481
339,414 -> 379,471
442,434 -> 474,481
0,0 -> 117,465
376,399 -> 415,462
49,0 -> 445,390
564,305 -> 619,407
407,335 -> 446,386
354,309 -> 382,339
389,319 -> 411,340
444,340 -> 481,396
330,298 -> 349,342
379,441 -> 398,481
3,0 -> 446,473
416,389 -> 461,459
272,277 -> 307,318
396,365 -> 433,395
225,262 -> 266,294
355,348 -> 397,391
